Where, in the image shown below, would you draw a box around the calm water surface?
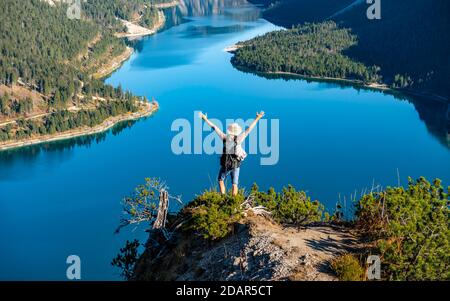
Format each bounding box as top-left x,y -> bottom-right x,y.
0,1 -> 449,280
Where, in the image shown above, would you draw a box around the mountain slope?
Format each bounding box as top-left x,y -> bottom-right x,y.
248,0 -> 355,27
248,0 -> 450,100
334,0 -> 450,99
0,0 -> 161,146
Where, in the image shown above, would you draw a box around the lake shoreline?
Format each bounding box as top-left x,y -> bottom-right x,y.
102,9 -> 168,78
226,45 -> 449,104
0,6 -> 170,152
116,10 -> 166,40
0,101 -> 159,152
93,46 -> 135,79
268,71 -> 449,104
152,0 -> 179,9
270,71 -> 449,104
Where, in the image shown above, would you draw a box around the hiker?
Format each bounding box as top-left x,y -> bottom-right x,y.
199,111 -> 265,196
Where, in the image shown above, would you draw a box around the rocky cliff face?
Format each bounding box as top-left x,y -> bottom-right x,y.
133,214 -> 360,281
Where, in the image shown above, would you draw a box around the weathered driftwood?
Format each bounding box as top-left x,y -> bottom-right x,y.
115,178 -> 181,235
153,189 -> 169,230
241,194 -> 272,217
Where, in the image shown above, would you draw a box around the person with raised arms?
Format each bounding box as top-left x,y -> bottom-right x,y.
199,111 -> 265,196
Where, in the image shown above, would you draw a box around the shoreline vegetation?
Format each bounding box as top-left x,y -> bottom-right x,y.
227,21 -> 450,104
0,101 -> 158,151
92,46 -> 134,79
151,0 -> 179,9
225,44 -> 396,94
235,62 -> 450,105
247,0 -> 450,103
116,10 -> 166,40
99,2 -> 176,77
0,0 -> 177,152
223,51 -> 392,93
228,48 -> 450,104
115,177 -> 449,281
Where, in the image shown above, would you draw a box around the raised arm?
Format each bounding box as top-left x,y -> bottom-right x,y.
241,111 -> 265,141
198,112 -> 226,140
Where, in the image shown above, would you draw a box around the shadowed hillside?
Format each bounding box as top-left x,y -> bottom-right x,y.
248,0 -> 355,26
334,0 -> 450,100
248,0 -> 450,101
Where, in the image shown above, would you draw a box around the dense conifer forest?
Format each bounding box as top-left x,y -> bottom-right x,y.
0,0 -> 165,143
83,0 -> 163,29
248,0 -> 450,99
232,22 -> 381,83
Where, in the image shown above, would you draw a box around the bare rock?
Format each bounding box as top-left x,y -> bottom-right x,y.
133,214 -> 360,281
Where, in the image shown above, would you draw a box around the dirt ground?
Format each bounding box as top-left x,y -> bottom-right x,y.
134,213 -> 361,281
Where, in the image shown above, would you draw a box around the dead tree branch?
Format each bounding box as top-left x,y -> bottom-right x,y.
115,178 -> 182,235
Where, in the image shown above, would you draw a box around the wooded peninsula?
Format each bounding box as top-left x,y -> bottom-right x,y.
0,0 -> 174,150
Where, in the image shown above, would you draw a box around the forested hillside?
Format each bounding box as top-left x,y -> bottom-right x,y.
83,0 -> 164,29
248,0 -> 450,100
334,0 -> 450,100
0,0 -> 164,144
249,0 -> 355,27
0,0 -> 102,102
232,22 -> 380,83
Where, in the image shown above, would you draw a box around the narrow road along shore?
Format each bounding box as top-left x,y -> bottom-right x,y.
96,10 -> 167,78
116,10 -> 166,40
151,1 -> 179,9
1,6 -> 169,152
0,102 -> 159,151
223,44 -> 243,53
93,46 -> 134,79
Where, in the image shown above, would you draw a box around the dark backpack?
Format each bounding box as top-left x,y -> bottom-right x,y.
220,136 -> 241,170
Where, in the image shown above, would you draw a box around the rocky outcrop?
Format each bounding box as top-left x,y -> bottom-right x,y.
133,214 -> 360,281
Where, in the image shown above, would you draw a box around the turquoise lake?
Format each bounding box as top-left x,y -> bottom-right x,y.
0,1 -> 449,280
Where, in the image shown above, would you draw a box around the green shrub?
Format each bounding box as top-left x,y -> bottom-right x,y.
331,254 -> 366,281
184,191 -> 244,240
356,177 -> 450,280
111,239 -> 141,280
251,184 -> 324,226
182,185 -> 324,240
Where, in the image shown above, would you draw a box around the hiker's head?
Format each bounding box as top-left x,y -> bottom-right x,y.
227,123 -> 242,137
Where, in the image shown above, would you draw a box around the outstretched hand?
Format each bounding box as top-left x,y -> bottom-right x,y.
256,111 -> 265,119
